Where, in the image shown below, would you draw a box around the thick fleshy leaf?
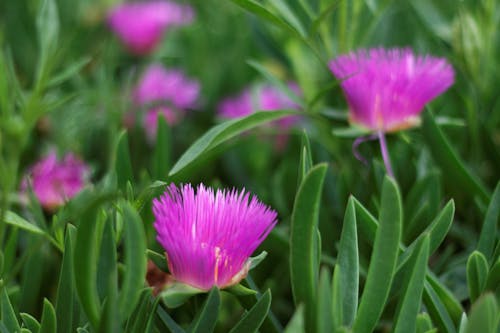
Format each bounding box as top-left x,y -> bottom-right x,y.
74,208 -> 103,327
290,163 -> 327,333
3,211 -> 44,235
156,305 -> 185,333
297,130 -> 313,189
422,281 -> 457,333
476,182 -> 500,261
56,225 -> 77,333
464,293 -> 499,333
335,197 -> 359,327
229,289 -> 272,333
39,299 -> 57,333
169,110 -> 295,176
115,131 -> 134,191
331,265 -> 343,330
317,269 -> 333,333
118,202 -> 147,318
1,281 -> 21,332
353,177 -> 402,333
466,251 -> 489,302
152,115 -> 171,180
20,313 -> 41,333
228,0 -> 302,39
160,283 -> 205,308
421,111 -> 489,203
188,287 -> 221,333
393,235 -> 430,333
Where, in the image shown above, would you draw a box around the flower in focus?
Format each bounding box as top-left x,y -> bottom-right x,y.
329,48 -> 454,132
107,1 -> 194,55
152,183 -> 277,290
21,152 -> 89,210
131,64 -> 200,140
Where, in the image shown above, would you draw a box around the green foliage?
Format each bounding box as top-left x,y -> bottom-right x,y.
0,0 -> 498,331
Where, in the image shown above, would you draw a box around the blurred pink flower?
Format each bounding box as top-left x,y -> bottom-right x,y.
107,1 -> 194,55
218,83 -> 302,149
329,48 -> 454,132
131,64 -> 200,140
22,152 -> 89,210
153,183 -> 277,290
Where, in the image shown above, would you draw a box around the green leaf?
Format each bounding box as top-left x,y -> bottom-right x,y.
228,0 -> 302,39
247,60 -> 305,108
331,265 -> 343,330
229,290 -> 272,333
477,182 -> 500,261
156,305 -> 185,333
4,211 -> 44,235
146,249 -> 168,273
416,312 -> 434,333
134,181 -> 167,213
47,57 -> 91,88
115,131 -> 134,191
466,251 -> 489,302
169,111 -> 295,176
426,273 -> 463,326
268,0 -> 308,37
160,283 -> 205,308
297,130 -> 313,189
152,115 -> 172,180
36,0 -> 59,86
125,288 -> 158,333
353,177 -> 402,333
331,126 -> 370,138
465,293 -> 499,333
422,281 -> 457,333
397,200 -> 455,270
118,202 -> 147,318
485,257 -> 500,292
352,197 -> 378,241
74,209 -> 102,327
393,235 -> 430,333
317,269 -> 333,333
20,313 -> 41,333
335,197 -> 359,327
188,287 -> 221,333
56,225 -> 77,333
290,163 -> 327,333
248,251 -> 268,270
225,284 -> 257,297
40,299 -> 57,333
1,281 -> 21,332
283,305 -> 304,333
421,110 -> 490,204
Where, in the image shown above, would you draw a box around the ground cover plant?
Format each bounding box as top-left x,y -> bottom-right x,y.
0,0 -> 499,332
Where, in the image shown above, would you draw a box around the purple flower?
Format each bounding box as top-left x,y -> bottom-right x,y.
107,1 -> 194,55
22,152 -> 89,210
152,184 -> 277,290
329,48 -> 454,132
131,64 -> 200,140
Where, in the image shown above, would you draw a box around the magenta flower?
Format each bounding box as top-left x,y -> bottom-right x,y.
218,84 -> 302,149
107,1 -> 194,55
131,64 -> 200,140
22,152 -> 89,210
329,48 -> 454,132
329,48 -> 454,177
152,184 -> 277,290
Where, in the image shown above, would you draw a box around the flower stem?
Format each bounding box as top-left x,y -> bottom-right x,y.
378,130 -> 394,178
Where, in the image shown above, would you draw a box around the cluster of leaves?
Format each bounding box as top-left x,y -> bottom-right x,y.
0,0 -> 499,332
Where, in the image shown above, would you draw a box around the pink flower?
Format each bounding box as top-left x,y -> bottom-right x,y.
131,64 -> 200,140
107,1 -> 194,55
22,152 -> 89,210
218,84 -> 302,149
153,184 -> 277,290
329,48 -> 454,132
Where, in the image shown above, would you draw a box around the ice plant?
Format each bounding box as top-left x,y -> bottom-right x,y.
152,183 -> 278,290
218,83 -> 302,148
107,1 -> 194,55
329,48 -> 454,177
21,152 -> 89,210
131,64 -> 200,140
